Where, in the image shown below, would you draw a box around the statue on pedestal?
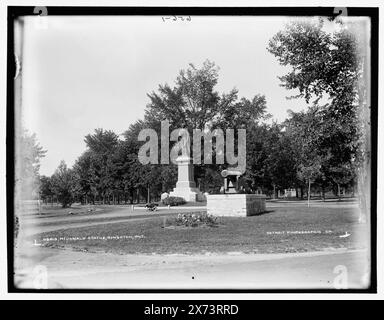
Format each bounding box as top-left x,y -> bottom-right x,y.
169,155 -> 204,202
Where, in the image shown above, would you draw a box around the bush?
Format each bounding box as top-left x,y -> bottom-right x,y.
162,196 -> 186,206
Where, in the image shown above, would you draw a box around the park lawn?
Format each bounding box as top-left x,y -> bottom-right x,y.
35,205 -> 367,255
35,204 -> 110,218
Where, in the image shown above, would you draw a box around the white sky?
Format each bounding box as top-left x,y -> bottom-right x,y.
20,15 -> 310,176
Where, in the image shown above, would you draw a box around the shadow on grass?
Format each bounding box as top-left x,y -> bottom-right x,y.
267,197 -> 356,203
246,210 -> 275,217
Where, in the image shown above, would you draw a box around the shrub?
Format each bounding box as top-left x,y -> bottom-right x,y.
162,196 -> 186,206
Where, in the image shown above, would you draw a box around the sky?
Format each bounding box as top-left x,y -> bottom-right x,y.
19,15 -> 311,176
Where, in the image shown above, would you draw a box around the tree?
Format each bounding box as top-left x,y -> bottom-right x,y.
268,19 -> 367,214
144,60 -> 270,138
267,19 -> 360,106
327,162 -> 355,200
145,60 -> 221,130
51,161 -> 75,208
83,129 -> 120,204
39,175 -> 54,204
84,128 -> 119,154
264,124 -> 299,197
16,130 -> 46,200
297,160 -> 322,207
159,164 -> 178,193
72,151 -> 93,204
142,60 -> 270,191
243,124 -> 273,193
284,107 -> 331,204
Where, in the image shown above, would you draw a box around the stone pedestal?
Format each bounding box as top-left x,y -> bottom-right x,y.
170,156 -> 203,202
206,194 -> 266,217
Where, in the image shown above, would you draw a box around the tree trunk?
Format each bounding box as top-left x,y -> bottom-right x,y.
321,186 -> 325,202
307,180 -> 311,208
337,183 -> 341,201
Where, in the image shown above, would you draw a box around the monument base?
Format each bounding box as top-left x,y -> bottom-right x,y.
169,155 -> 205,202
206,194 -> 266,217
170,187 -> 202,202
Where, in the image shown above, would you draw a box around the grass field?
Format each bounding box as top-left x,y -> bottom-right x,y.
35,205 -> 368,255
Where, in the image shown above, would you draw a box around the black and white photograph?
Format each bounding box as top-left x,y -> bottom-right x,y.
4,4 -> 380,296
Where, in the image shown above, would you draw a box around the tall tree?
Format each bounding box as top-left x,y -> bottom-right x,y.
84,128 -> 119,154
51,161 -> 75,208
84,129 -> 120,203
16,130 -> 46,200
72,151 -> 93,204
39,175 -> 54,204
142,60 -> 270,191
268,18 -> 367,215
145,60 -> 221,129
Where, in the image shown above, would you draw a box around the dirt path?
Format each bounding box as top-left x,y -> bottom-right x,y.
19,207 -> 202,237
15,245 -> 369,289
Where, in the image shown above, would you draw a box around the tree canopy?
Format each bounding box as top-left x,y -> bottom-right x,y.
268,18 -> 368,211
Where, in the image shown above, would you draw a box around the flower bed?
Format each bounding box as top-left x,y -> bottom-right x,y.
174,212 -> 219,228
